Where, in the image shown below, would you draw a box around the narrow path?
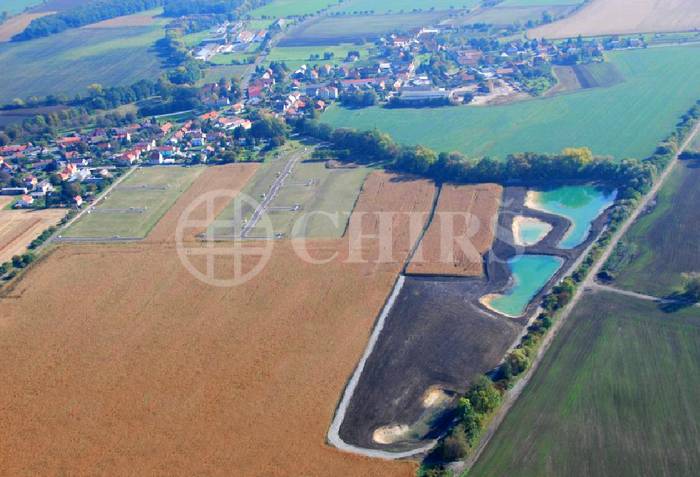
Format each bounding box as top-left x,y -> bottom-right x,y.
241,148 -> 306,238
458,121 -> 700,474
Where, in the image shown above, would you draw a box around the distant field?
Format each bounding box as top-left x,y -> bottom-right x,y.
280,11 -> 446,46
249,0 -> 337,18
337,0 -> 478,14
0,0 -> 44,15
0,15 -> 167,101
323,45 -> 700,160
266,43 -> 374,69
446,4 -> 575,26
34,0 -> 89,12
607,158 -> 700,297
0,207 -> 65,263
530,0 -> 700,38
471,291 -> 700,477
198,64 -> 249,84
500,0 -> 582,5
63,167 -> 202,239
0,12 -> 51,42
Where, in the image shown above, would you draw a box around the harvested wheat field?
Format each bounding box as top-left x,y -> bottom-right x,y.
0,12 -> 53,42
146,162 -> 259,243
530,0 -> 700,38
0,172 -> 434,476
406,184 -> 502,277
0,208 -> 66,263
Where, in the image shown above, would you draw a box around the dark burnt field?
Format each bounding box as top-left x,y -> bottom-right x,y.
335,186 -> 613,452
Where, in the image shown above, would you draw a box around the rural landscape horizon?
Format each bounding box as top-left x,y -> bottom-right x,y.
1,0 -> 700,475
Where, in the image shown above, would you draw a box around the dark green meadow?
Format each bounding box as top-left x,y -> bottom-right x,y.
469,291 -> 700,477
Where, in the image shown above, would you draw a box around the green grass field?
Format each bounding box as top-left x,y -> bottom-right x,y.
337,0 -> 478,14
690,133 -> 700,152
64,167 -> 202,239
323,45 -> 700,160
470,291 -> 700,477
198,64 -> 249,84
0,18 -> 167,101
212,146 -> 369,239
248,0 -> 337,18
266,43 -> 374,69
280,11 -> 446,45
606,158 -> 700,297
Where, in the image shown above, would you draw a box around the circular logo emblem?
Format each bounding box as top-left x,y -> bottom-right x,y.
175,190 -> 274,287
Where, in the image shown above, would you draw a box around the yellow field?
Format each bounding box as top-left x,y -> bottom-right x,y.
0,206 -> 66,263
530,0 -> 700,38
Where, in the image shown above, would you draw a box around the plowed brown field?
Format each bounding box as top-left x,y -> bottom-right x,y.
406,184 -> 502,277
0,172 -> 434,476
530,0 -> 700,39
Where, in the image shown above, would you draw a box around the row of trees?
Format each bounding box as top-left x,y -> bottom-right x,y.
162,0 -> 267,17
293,118 -> 654,199
13,0 -> 163,41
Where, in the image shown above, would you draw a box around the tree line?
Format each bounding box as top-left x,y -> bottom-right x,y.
13,0 -> 164,41
293,118 -> 656,199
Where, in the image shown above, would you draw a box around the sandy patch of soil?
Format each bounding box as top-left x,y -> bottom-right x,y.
530,0 -> 700,38
407,184 -> 502,277
0,172 -> 433,476
373,424 -> 412,445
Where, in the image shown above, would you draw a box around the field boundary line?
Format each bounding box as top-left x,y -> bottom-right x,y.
326,275 -> 436,459
457,120 -> 700,475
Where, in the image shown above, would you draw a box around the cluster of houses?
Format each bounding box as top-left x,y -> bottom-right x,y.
243,22 -> 621,111
195,20 -> 269,62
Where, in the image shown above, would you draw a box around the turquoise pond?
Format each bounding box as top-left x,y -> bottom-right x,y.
527,185 -> 617,249
485,255 -> 564,317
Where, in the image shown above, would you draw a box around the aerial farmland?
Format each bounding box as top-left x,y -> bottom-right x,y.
1,0 -> 700,475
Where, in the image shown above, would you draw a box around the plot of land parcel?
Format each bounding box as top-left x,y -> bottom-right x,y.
471,291 -> 700,477
0,200 -> 65,263
0,10 -> 167,101
280,12 -> 447,46
406,184 -> 502,277
604,156 -> 700,297
0,172 -> 435,476
63,166 -> 202,240
322,45 -> 700,160
530,0 -> 700,38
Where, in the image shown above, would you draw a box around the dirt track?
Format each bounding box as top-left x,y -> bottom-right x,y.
530,0 -> 700,38
0,172 -> 433,476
